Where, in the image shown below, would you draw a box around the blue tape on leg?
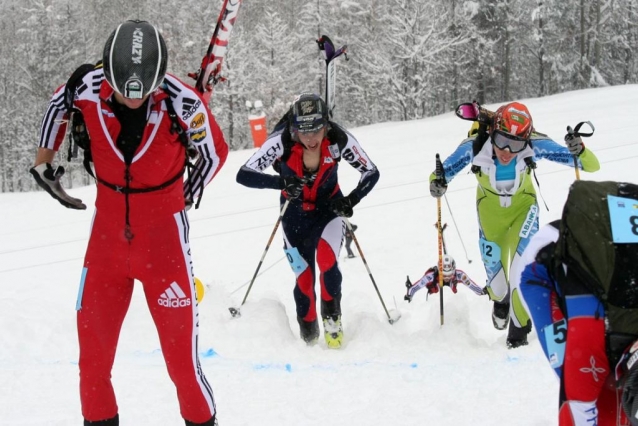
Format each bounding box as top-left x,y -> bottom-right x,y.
76,267 -> 88,311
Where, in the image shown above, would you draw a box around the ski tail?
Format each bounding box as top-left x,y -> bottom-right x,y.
190,0 -> 243,102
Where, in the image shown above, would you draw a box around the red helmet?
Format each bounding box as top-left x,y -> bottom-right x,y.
493,102 -> 533,140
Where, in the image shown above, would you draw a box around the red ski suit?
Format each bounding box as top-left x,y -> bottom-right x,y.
38,71 -> 228,423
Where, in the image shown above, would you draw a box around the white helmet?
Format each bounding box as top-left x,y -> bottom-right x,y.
441,255 -> 456,281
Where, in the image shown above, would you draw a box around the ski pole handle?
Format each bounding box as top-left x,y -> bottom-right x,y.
566,122 -> 594,181
568,121 -> 595,138
566,126 -> 581,181
435,153 -> 444,181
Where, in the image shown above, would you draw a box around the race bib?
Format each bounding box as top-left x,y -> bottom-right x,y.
544,319 -> 567,368
285,247 -> 308,274
607,195 -> 638,243
480,238 -> 501,266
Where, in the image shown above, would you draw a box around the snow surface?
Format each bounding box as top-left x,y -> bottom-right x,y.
1,86 -> 637,425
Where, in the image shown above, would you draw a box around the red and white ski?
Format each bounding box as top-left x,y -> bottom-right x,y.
189,0 -> 243,103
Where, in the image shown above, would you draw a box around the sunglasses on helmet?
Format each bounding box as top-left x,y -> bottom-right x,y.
492,130 -> 529,154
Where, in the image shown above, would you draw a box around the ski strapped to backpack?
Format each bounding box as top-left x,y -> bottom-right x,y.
189,0 -> 243,104
271,34 -> 350,170
316,34 -> 348,117
540,180 -> 638,336
455,101 -> 538,174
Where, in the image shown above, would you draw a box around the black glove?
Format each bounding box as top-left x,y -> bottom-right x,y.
29,163 -> 86,210
430,178 -> 447,198
281,175 -> 305,199
329,194 -> 360,218
565,134 -> 584,156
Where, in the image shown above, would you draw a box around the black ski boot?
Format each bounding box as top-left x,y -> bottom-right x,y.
404,276 -> 413,302
321,295 -> 342,319
185,416 -> 217,426
297,317 -> 319,344
491,300 -> 510,330
84,415 -> 119,426
506,319 -> 532,349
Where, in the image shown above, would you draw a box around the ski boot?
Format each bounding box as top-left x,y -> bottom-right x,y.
322,314 -> 343,349
404,276 -> 413,302
506,319 -> 532,349
185,415 -> 217,426
321,297 -> 342,348
491,300 -> 510,330
297,317 -> 319,345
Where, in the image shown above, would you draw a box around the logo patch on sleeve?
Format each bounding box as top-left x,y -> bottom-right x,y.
191,129 -> 207,142
190,112 -> 206,129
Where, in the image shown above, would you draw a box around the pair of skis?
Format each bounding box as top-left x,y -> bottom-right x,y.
316,35 -> 348,117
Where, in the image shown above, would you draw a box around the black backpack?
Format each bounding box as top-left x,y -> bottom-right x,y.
547,180 -> 638,335
63,62 -> 202,213
63,62 -> 194,174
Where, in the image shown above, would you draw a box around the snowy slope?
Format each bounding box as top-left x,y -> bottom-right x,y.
1,86 -> 637,425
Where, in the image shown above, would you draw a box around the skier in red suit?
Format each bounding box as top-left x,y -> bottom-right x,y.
29,21 -> 228,426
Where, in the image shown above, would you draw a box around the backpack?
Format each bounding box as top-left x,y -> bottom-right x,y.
63,63 -> 198,189
549,180 -> 638,335
62,62 -> 207,215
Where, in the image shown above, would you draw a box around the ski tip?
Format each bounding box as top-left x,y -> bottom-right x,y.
228,307 -> 241,318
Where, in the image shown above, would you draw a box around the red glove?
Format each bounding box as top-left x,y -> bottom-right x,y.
428,280 -> 458,294
426,281 -> 439,294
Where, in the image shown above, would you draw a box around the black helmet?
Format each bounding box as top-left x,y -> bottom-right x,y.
621,341 -> 638,425
103,20 -> 167,99
290,93 -> 328,134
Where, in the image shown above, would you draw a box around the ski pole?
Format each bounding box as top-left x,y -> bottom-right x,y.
344,218 -> 399,325
229,199 -> 290,318
432,223 -> 448,255
426,223 -> 448,303
443,194 -> 472,264
566,121 -> 595,181
435,154 -> 445,326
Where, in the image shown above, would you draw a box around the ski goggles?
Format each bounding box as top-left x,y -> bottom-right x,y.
291,114 -> 327,134
491,130 -> 529,153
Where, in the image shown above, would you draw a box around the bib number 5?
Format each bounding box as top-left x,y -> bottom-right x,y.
544,318 -> 567,368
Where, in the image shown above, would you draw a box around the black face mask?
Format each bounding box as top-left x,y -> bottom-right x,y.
111,98 -> 149,163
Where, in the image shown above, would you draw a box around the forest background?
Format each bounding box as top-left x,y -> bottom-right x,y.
1,0 -> 635,191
